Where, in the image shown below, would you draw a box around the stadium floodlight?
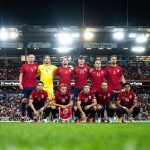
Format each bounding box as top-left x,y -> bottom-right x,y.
128,33 -> 137,38
57,47 -> 73,53
113,31 -> 125,40
56,33 -> 73,46
135,35 -> 148,43
83,31 -> 94,41
9,31 -> 18,39
0,28 -> 18,41
72,33 -> 80,38
0,28 -> 8,41
131,47 -> 145,53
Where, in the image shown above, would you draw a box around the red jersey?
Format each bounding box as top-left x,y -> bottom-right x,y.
20,64 -> 38,87
105,66 -> 123,90
96,90 -> 114,105
53,91 -> 72,105
74,65 -> 90,88
56,66 -> 73,89
117,91 -> 137,109
77,91 -> 96,106
89,69 -> 106,92
29,90 -> 49,108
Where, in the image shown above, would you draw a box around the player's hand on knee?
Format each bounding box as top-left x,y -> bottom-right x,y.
74,106 -> 78,111
85,105 -> 90,110
39,107 -> 44,113
51,106 -> 56,109
34,110 -> 39,116
110,103 -> 116,109
129,107 -> 133,113
22,98 -> 27,103
97,104 -> 102,110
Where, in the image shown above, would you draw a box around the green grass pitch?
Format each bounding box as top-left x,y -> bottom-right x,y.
0,122 -> 149,150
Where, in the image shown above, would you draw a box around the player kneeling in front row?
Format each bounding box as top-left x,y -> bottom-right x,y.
75,83 -> 97,123
28,81 -> 50,122
44,84 -> 73,122
116,83 -> 140,123
96,81 -> 116,123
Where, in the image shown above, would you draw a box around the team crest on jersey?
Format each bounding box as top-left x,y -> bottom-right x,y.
129,95 -> 132,99
117,69 -> 120,72
85,98 -> 88,102
89,96 -> 91,99
62,98 -> 65,102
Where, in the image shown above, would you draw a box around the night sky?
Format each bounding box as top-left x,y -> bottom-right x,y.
0,0 -> 150,26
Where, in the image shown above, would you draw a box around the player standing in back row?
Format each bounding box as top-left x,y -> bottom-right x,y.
37,55 -> 57,100
19,54 -> 38,119
56,57 -> 73,93
105,55 -> 126,101
74,56 -> 90,100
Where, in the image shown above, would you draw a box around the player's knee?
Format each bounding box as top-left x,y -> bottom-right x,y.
74,106 -> 78,111
109,103 -> 116,109
93,106 -> 97,111
22,98 -> 27,103
51,106 -> 56,109
97,105 -> 102,110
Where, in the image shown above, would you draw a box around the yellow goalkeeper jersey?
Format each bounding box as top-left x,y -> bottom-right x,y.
37,64 -> 57,88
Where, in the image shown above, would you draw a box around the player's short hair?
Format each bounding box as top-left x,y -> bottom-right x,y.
94,59 -> 101,63
28,54 -> 35,56
110,55 -> 117,59
78,56 -> 85,60
60,83 -> 67,88
36,81 -> 44,85
124,82 -> 131,87
95,57 -> 101,60
61,56 -> 68,61
43,55 -> 51,60
101,81 -> 108,84
84,83 -> 91,87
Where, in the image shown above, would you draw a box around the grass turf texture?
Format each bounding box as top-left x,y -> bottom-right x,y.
0,123 -> 149,150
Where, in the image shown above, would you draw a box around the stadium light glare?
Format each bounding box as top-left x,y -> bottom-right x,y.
128,33 -> 137,38
136,35 -> 148,43
0,29 -> 8,41
0,28 -> 18,41
57,33 -> 73,46
83,31 -> 94,41
113,32 -> 125,40
72,33 -> 80,38
131,47 -> 145,53
9,32 -> 18,39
